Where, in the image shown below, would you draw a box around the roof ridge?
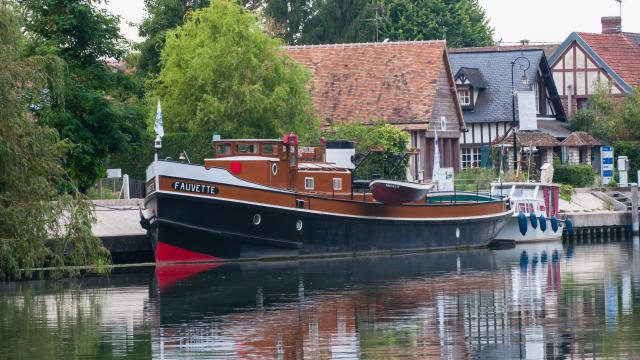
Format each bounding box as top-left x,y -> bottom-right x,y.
284,40 -> 446,50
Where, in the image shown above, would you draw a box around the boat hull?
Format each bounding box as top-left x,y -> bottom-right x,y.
494,216 -> 564,243
147,191 -> 511,263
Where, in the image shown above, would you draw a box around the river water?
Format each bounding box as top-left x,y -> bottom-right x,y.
1,239 -> 640,359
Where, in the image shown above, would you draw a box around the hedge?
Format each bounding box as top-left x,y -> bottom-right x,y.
108,132 -> 213,180
553,164 -> 595,188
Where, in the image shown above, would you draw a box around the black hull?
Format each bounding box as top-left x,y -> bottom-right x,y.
147,191 -> 510,262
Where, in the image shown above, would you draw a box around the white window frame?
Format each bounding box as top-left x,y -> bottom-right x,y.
533,81 -> 540,114
332,178 -> 342,191
304,177 -> 314,190
458,88 -> 471,106
461,147 -> 482,169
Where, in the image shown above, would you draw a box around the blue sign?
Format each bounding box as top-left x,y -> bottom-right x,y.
603,158 -> 613,164
601,146 -> 614,184
603,170 -> 613,177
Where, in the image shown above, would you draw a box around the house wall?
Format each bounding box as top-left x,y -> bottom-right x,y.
565,147 -> 580,165
551,42 -> 624,117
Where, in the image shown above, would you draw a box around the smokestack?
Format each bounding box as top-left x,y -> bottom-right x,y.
601,16 -> 622,34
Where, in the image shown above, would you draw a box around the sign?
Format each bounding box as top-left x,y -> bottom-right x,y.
440,116 -> 447,131
517,91 -> 537,131
107,168 -> 122,178
601,146 -> 614,184
172,181 -> 219,195
437,167 -> 454,191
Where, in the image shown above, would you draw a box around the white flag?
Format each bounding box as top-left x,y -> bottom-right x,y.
432,129 -> 440,182
154,99 -> 164,138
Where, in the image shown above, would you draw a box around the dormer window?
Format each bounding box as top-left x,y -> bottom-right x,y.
458,88 -> 471,107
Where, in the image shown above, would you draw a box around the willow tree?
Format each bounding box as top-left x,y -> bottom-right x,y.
0,4 -> 110,279
149,0 -> 318,139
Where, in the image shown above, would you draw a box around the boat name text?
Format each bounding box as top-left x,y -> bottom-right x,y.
172,181 -> 219,195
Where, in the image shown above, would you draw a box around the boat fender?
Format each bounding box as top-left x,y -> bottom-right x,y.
550,216 -> 558,233
529,212 -> 538,229
539,214 -> 547,232
518,212 -> 528,236
565,218 -> 574,234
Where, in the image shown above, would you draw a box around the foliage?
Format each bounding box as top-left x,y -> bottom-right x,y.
108,132 -> 214,180
325,123 -> 409,180
149,0 -> 318,139
21,0 -> 147,192
609,87 -> 640,141
455,168 -> 496,191
379,0 -> 494,47
0,4 -> 110,280
611,140 -> 640,183
559,184 -> 574,202
553,164 -> 595,188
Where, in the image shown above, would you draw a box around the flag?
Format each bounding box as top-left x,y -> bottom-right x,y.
154,99 -> 164,138
432,129 -> 440,183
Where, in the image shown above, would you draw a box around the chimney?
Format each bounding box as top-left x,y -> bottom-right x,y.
601,16 -> 621,34
520,39 -> 530,46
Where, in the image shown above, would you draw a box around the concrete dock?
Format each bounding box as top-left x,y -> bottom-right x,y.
92,199 -> 152,263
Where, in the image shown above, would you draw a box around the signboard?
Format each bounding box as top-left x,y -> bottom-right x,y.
106,168 -> 122,179
437,167 -> 454,191
601,146 -> 614,185
517,91 -> 537,131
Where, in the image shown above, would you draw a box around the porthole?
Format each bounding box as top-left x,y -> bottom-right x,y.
253,214 -> 262,225
296,219 -> 303,231
455,227 -> 461,238
271,162 -> 278,175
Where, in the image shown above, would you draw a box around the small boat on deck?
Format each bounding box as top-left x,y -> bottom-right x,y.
369,180 -> 434,205
141,133 -> 511,263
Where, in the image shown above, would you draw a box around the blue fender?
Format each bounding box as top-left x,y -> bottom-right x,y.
539,214 -> 547,232
550,216 -> 559,232
565,218 -> 574,234
518,212 -> 528,236
530,212 -> 538,229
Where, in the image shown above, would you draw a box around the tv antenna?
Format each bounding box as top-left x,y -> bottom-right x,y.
364,4 -> 383,42
615,0 -> 622,20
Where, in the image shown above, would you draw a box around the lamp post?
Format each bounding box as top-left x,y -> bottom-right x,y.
511,56 -> 530,171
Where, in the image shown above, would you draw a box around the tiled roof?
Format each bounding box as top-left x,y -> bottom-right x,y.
455,67 -> 487,88
285,41 -> 458,129
449,50 -> 544,123
560,131 -> 601,147
495,130 -> 560,147
577,32 -> 640,87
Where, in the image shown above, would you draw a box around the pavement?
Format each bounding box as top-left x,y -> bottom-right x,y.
92,199 -> 146,238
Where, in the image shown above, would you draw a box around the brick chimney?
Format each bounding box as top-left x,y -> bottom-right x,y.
601,16 -> 621,34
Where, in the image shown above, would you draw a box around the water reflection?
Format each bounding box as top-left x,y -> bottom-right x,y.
2,240 -> 640,359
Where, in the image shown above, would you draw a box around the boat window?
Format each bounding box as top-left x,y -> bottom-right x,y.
518,203 -> 526,213
512,186 -> 536,198
304,177 -> 314,190
263,143 -> 278,155
216,143 -> 231,155
235,143 -> 258,154
526,203 -> 534,214
333,178 -> 342,191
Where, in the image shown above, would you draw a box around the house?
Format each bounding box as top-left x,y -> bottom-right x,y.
448,49 -> 567,170
285,41 -> 465,180
548,16 -> 640,117
560,131 -> 601,165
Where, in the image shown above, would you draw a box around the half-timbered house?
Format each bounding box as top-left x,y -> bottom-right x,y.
286,41 -> 465,181
548,16 -> 640,117
449,49 -> 566,170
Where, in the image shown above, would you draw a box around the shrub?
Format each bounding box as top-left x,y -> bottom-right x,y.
553,164 -> 595,188
612,140 -> 640,183
455,168 -> 496,191
560,184 -> 574,202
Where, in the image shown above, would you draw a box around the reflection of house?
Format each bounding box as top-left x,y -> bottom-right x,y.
549,16 -> 640,117
560,131 -> 601,165
286,41 -> 465,179
449,49 -> 566,170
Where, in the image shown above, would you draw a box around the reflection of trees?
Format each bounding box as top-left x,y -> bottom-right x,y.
0,282 -> 152,359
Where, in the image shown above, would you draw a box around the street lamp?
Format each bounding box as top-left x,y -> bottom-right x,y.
511,56 -> 531,171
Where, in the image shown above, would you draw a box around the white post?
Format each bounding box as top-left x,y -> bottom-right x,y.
632,183 -> 639,236
154,152 -> 159,194
123,174 -> 130,199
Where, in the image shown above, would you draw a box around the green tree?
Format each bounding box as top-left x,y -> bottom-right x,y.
0,3 -> 110,279
379,0 -> 494,47
150,0 -> 318,139
297,0 -> 376,44
22,0 -> 146,191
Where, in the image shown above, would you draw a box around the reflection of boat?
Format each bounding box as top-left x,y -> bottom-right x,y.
491,182 -> 563,242
142,134 -> 511,263
369,180 -> 433,204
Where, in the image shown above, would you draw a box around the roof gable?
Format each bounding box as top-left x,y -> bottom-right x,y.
285,41 -> 463,130
455,67 -> 487,88
549,32 -> 640,91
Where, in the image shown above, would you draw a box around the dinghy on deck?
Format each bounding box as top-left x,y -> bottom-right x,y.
369,180 -> 434,204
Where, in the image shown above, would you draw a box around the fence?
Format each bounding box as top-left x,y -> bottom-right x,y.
88,175 -> 146,200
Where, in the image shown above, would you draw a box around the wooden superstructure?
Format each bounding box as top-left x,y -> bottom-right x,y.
205,133 -> 352,196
